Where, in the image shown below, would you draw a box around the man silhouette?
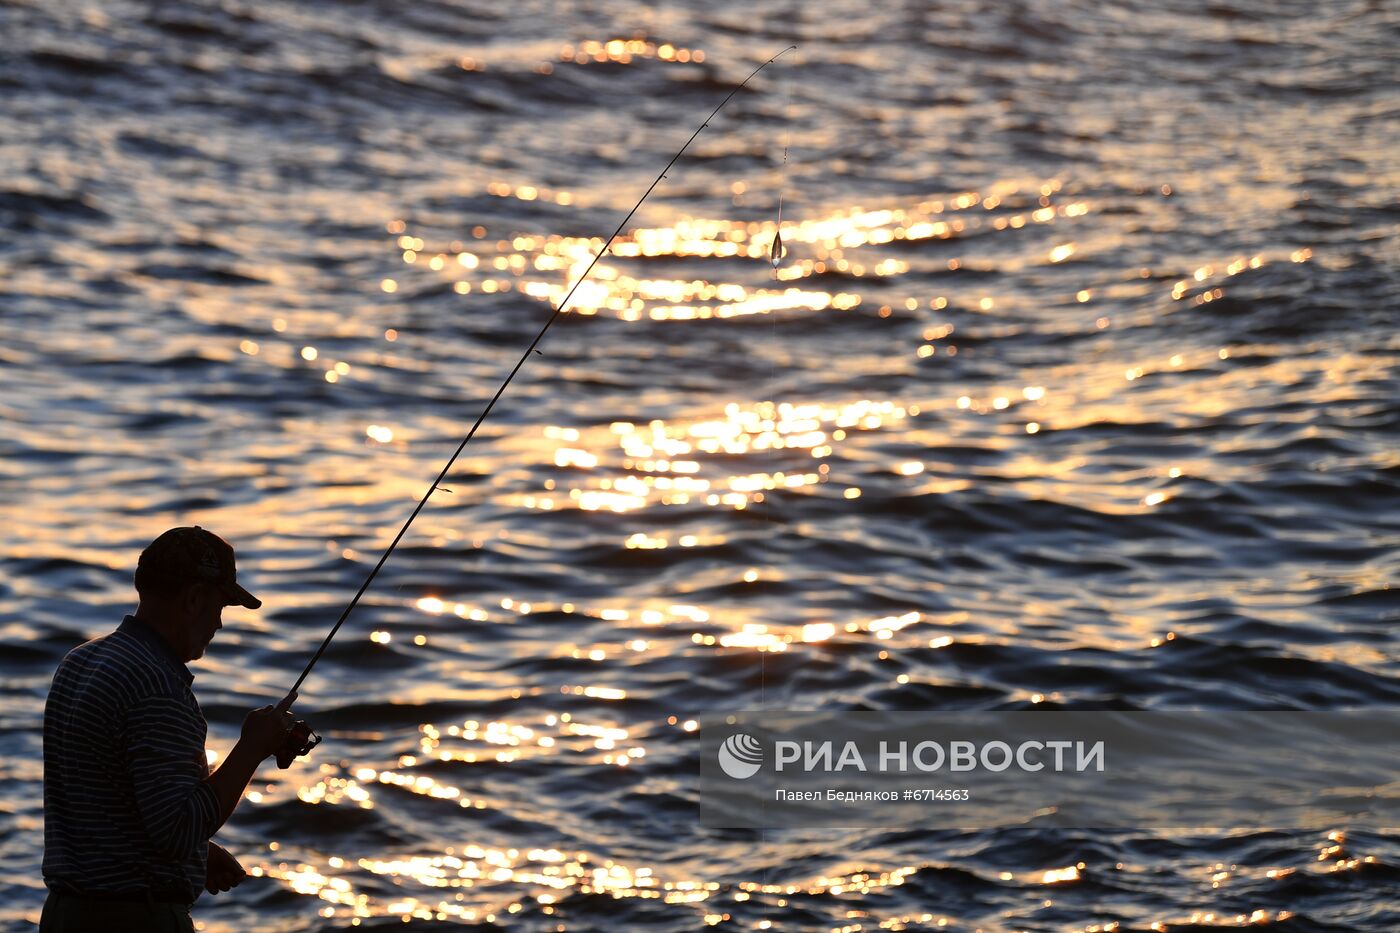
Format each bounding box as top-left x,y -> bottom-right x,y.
41,527 -> 297,932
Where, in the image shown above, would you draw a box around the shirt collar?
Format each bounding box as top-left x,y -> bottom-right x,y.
119,614 -> 195,685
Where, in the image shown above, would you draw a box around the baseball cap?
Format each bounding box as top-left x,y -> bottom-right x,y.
136,526 -> 262,609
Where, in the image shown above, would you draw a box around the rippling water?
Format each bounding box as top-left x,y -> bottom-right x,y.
3,0 -> 1398,930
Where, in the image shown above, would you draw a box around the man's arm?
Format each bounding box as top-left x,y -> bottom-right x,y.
203,703 -> 296,831
203,740 -> 264,831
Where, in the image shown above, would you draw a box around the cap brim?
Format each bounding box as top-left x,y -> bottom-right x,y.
224,582 -> 262,610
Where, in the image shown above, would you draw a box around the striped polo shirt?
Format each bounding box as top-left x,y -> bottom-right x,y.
43,615 -> 220,903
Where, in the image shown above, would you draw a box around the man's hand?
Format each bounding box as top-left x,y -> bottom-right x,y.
205,840 -> 247,895
240,704 -> 295,760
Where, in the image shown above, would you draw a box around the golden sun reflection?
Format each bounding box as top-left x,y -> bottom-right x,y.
519,399 -> 911,516
686,609 -> 939,654
252,853 -> 951,928
381,179 -> 1083,325
401,713 -> 644,765
249,842 -> 685,924
559,37 -> 705,66
247,845 -> 1013,927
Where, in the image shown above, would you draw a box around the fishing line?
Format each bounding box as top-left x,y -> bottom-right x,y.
760,43 -> 795,915
767,47 -> 798,706
761,47 -> 795,715
272,45 -> 799,765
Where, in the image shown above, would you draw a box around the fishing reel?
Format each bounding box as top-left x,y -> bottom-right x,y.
275,719 -> 322,769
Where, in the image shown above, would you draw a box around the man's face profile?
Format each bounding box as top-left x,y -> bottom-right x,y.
181,583 -> 225,662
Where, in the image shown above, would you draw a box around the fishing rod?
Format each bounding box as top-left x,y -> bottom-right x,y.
272,44 -> 799,769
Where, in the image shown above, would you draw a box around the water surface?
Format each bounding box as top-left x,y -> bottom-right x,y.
2,0 -> 1398,929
